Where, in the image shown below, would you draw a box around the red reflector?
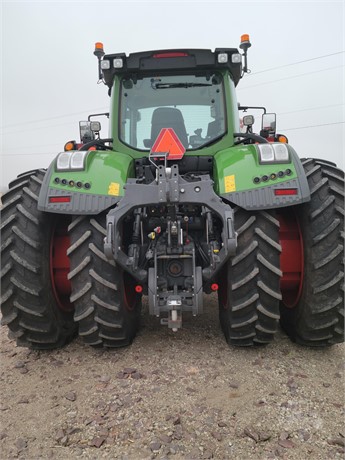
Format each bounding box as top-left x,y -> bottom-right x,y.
211,283 -> 219,291
135,285 -> 143,293
49,196 -> 71,203
153,52 -> 189,58
274,189 -> 298,196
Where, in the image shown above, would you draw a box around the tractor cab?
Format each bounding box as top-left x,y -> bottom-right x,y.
67,37 -> 288,153
92,40 -> 250,155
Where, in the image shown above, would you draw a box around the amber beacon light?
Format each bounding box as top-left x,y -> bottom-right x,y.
239,34 -> 252,73
94,42 -> 105,80
94,42 -> 104,55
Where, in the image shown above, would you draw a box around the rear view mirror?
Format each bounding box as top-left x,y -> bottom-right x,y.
79,121 -> 95,143
262,113 -> 276,135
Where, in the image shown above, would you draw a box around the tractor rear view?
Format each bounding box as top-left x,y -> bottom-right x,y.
1,35 -> 344,349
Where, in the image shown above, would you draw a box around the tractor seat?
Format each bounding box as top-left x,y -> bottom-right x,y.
207,118 -> 224,139
144,107 -> 189,149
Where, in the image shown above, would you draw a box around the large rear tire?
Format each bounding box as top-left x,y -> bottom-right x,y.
0,170 -> 76,349
279,158 -> 344,346
68,214 -> 141,348
218,208 -> 282,346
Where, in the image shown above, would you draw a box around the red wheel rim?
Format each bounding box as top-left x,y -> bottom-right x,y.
278,211 -> 304,308
49,220 -> 73,312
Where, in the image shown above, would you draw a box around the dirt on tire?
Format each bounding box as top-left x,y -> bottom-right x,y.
1,296 -> 344,460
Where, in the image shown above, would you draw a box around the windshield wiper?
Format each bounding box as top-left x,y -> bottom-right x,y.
153,82 -> 212,89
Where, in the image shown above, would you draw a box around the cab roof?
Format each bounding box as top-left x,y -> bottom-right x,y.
102,48 -> 242,89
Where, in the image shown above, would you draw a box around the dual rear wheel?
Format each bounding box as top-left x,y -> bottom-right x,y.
0,170 -> 76,349
218,158 -> 344,347
0,170 -> 140,349
279,159 -> 344,346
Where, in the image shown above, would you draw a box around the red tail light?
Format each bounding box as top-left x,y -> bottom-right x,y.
49,196 -> 71,203
274,189 -> 298,196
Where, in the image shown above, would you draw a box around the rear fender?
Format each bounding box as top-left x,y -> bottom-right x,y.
214,144 -> 310,210
37,150 -> 134,214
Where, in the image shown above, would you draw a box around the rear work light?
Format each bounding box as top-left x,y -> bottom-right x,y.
217,53 -> 228,63
153,52 -> 189,58
113,58 -> 123,68
274,189 -> 298,196
101,60 -> 111,70
49,196 -> 71,203
231,53 -> 241,63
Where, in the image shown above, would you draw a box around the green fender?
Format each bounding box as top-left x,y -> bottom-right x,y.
213,144 -> 310,210
37,150 -> 135,215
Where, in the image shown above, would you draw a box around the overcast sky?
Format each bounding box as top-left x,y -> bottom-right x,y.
1,0 -> 344,190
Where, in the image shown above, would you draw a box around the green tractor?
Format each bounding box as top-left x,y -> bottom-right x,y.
1,36 -> 344,349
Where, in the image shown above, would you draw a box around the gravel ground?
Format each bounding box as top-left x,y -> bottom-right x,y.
0,295 -> 344,460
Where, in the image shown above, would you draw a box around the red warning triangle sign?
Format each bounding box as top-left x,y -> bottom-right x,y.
151,128 -> 186,160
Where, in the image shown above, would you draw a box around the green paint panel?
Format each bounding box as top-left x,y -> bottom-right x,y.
214,144 -> 297,194
49,151 -> 134,196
